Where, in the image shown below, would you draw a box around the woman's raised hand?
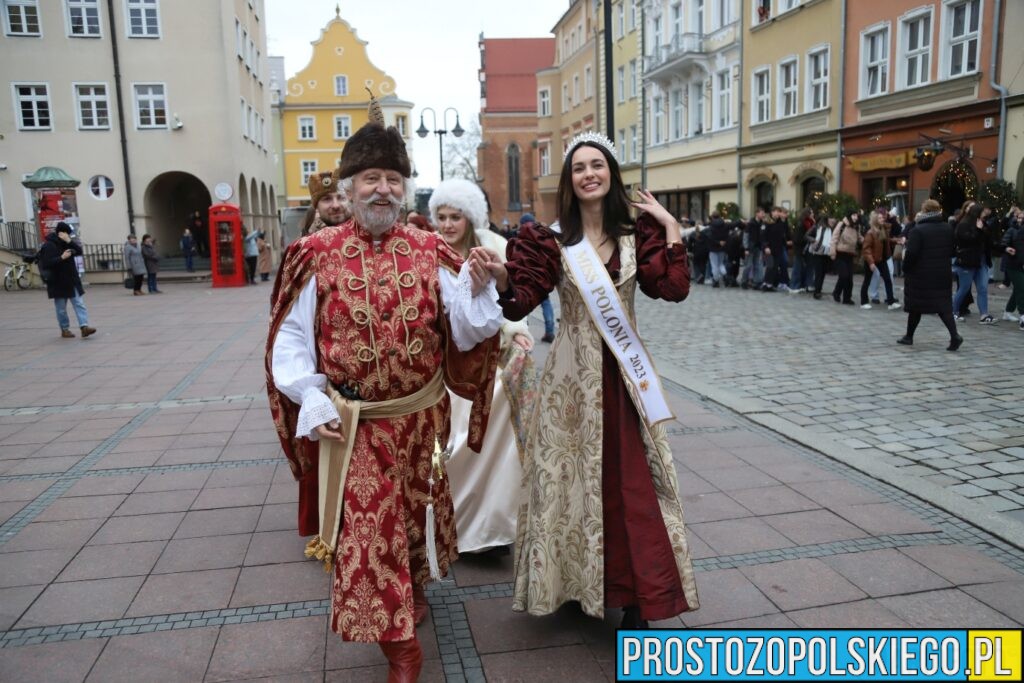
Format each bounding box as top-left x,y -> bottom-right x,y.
631,189 -> 681,241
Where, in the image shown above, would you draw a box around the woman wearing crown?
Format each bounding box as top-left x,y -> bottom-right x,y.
471,131 -> 700,628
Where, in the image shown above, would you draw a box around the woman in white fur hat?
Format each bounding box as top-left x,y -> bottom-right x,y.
429,178 -> 537,553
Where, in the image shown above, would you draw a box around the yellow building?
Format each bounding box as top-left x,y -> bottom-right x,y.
608,0 -> 644,191
281,8 -> 413,206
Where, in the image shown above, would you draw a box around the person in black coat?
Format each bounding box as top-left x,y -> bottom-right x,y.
38,222 -> 97,339
898,200 -> 961,351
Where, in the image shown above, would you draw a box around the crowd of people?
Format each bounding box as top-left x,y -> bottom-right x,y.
679,199 -> 1024,339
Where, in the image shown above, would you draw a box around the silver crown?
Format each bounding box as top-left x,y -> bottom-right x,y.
563,131 -> 618,163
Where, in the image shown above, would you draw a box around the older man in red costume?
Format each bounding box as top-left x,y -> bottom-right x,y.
266,101 -> 502,682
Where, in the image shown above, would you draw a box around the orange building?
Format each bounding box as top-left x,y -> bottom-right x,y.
840,0 -> 1005,216
477,36 -> 556,227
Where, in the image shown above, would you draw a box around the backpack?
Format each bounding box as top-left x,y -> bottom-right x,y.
34,245 -> 53,284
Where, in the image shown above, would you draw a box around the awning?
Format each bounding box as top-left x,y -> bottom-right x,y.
21,166 -> 81,189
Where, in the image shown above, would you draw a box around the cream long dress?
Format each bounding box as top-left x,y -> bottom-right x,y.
446,229 -> 533,552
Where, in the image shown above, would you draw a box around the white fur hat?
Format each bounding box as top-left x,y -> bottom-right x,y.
428,179 -> 489,233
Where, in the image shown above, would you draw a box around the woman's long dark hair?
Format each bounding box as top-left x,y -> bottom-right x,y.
555,141 -> 635,246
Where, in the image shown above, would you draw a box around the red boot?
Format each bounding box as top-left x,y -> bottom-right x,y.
412,586 -> 429,626
379,637 -> 423,683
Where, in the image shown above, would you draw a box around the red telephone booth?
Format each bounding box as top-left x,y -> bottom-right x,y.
208,203 -> 246,288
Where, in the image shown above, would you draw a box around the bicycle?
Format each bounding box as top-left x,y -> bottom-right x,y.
3,254 -> 34,291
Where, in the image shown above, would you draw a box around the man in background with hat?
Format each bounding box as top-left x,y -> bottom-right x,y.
266,98 -> 502,682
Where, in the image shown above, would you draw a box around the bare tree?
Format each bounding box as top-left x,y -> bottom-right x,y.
441,118 -> 481,181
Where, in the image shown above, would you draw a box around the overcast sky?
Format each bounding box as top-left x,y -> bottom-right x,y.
264,0 -> 566,187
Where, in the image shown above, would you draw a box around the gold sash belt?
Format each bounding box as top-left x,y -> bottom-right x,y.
305,370 -> 446,571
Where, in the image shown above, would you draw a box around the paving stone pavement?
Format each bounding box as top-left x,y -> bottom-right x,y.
1,280 -> 1023,682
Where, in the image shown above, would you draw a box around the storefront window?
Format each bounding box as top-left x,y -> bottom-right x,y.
755,181 -> 774,211
801,176 -> 826,208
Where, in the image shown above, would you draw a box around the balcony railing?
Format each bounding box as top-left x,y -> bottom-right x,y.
81,243 -> 127,272
648,33 -> 705,71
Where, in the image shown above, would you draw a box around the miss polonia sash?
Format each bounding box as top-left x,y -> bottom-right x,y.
550,221 -> 675,428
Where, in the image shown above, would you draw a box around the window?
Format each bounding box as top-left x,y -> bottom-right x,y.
692,0 -> 704,34
629,0 -> 637,30
629,125 -> 638,162
4,0 -> 39,35
617,129 -> 626,160
334,75 -> 348,97
539,143 -> 551,176
334,115 -> 351,140
507,145 -> 521,211
714,0 -> 733,28
807,47 -> 829,111
781,0 -> 799,11
240,99 -> 248,138
862,27 -> 889,97
241,28 -> 248,65
13,83 -> 50,130
900,11 -> 931,87
945,0 -> 980,78
235,18 -> 242,57
584,64 -> 593,99
753,68 -> 770,123
298,116 -> 315,140
616,2 -> 625,37
134,83 -> 166,128
67,0 -> 100,36
126,0 -> 159,37
255,49 -> 261,80
89,175 -> 114,200
539,88 -> 551,116
778,58 -> 798,117
690,81 -> 704,135
652,15 -> 663,55
301,160 -> 317,186
561,83 -> 569,112
75,84 -> 109,129
573,73 -> 580,106
671,88 -> 684,140
715,70 -> 732,129
246,38 -> 255,70
629,59 -> 638,98
395,114 -> 407,137
653,94 -> 664,144
616,67 -> 625,103
671,3 -> 683,39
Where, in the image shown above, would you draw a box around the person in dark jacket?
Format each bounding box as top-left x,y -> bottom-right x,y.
692,224 -> 710,285
39,222 -> 96,339
1000,208 -> 1024,330
706,211 -> 731,288
898,200 -> 962,350
740,207 -> 766,289
952,204 -> 995,324
726,224 -> 744,285
761,207 -> 791,291
141,234 -> 161,293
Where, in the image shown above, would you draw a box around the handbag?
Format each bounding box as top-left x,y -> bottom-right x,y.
893,243 -> 904,261
124,276 -> 133,289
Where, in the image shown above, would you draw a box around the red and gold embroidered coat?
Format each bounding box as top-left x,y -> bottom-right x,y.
265,220 -> 499,642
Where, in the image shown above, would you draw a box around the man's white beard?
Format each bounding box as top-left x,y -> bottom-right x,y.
354,200 -> 401,237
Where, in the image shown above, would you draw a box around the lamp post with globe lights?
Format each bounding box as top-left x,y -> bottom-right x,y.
416,107 -> 464,182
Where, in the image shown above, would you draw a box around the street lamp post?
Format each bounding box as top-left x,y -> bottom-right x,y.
416,107 -> 464,182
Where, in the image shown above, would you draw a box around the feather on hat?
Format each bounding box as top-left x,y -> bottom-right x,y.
337,88 -> 412,179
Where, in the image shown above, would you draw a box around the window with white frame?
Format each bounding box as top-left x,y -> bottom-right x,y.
617,129 -> 626,160
242,29 -> 248,65
715,70 -> 732,129
584,64 -> 593,99
690,81 -> 704,135
334,115 -> 351,139
298,115 -> 315,140
616,2 -> 625,38
862,26 -> 889,97
561,83 -> 569,112
807,47 -> 829,110
14,83 -> 50,129
629,59 -> 638,98
573,73 -> 580,106
4,0 -> 40,35
538,88 -> 551,116
629,0 -> 637,30
134,83 -> 166,128
301,160 -> 317,186
714,0 -> 734,28
235,18 -> 242,57
671,88 -> 684,139
240,99 -> 248,138
126,0 -> 159,37
753,69 -> 770,123
539,143 -> 551,176
691,0 -> 705,34
671,2 -> 683,39
89,175 -> 114,200
255,49 -> 260,80
900,10 -> 931,88
75,84 -> 109,129
67,0 -> 101,36
250,109 -> 257,144
629,124 -> 638,162
778,58 -> 798,117
945,0 -> 980,78
781,0 -> 799,11
247,38 -> 255,70
653,94 -> 664,144
652,15 -> 663,56
334,75 -> 348,96
616,66 -> 625,103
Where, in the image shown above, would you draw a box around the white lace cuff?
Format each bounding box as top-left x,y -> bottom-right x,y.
295,388 -> 339,440
456,263 -> 502,326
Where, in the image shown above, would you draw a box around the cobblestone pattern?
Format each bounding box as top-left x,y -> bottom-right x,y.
0,321 -> 256,547
641,282 -> 1024,520
0,392 -> 263,417
0,456 -> 281,483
